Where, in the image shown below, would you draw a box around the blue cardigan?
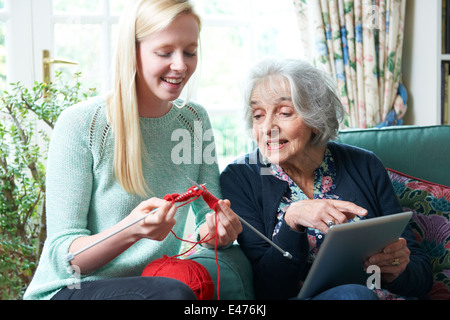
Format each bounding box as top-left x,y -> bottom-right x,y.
220,142 -> 433,299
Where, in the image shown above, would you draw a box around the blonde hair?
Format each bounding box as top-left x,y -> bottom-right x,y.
106,0 -> 201,196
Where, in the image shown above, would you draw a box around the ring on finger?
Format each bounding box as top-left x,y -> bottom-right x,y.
391,258 -> 400,266
326,219 -> 335,227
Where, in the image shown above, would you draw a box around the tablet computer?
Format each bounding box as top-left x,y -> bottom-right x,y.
297,211 -> 413,299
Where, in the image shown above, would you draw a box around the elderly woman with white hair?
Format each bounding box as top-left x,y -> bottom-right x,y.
220,58 -> 432,300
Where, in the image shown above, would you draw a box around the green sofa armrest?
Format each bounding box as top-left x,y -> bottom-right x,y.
187,244 -> 255,300
337,125 -> 450,186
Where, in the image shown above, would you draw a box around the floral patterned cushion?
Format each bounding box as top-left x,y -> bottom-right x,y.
387,169 -> 450,300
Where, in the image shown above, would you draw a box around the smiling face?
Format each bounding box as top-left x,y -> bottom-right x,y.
251,76 -> 319,168
136,13 -> 199,116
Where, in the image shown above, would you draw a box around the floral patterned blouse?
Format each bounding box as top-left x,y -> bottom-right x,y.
271,147 -> 348,264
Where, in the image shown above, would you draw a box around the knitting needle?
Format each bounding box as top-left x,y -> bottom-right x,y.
236,214 -> 293,260
66,179 -> 293,262
65,184 -> 204,262
65,207 -> 160,262
187,178 -> 293,260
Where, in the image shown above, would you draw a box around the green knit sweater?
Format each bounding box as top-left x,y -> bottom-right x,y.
24,97 -> 221,300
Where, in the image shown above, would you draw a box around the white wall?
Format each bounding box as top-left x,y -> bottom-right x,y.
402,0 -> 441,125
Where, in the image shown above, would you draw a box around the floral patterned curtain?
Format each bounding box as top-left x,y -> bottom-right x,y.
293,0 -> 407,128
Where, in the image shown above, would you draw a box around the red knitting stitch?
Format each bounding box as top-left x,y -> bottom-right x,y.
163,185 -> 204,205
199,185 -> 219,210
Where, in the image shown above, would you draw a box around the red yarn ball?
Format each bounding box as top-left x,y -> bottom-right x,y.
142,255 -> 215,300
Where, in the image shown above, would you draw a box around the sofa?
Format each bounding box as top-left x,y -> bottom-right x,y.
188,125 -> 450,300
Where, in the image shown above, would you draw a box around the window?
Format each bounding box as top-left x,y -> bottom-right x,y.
2,0 -> 301,168
52,0 -> 125,93
51,0 -> 302,168
191,0 -> 301,168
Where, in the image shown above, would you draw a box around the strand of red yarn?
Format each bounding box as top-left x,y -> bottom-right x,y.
162,185 -> 221,300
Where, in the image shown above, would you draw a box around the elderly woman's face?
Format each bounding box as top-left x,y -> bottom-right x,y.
251,77 -> 317,166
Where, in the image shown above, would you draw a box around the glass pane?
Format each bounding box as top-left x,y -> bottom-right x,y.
54,23 -> 102,91
53,0 -> 102,14
193,0 -> 246,16
254,25 -> 301,60
197,26 -> 249,113
211,115 -> 253,170
110,0 -> 127,15
0,22 -> 6,91
252,0 -> 293,16
111,23 -> 119,55
252,0 -> 301,60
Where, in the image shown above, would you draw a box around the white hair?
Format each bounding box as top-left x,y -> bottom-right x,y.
242,58 -> 344,146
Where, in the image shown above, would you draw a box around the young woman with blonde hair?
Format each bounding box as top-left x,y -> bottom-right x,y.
24,0 -> 241,300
